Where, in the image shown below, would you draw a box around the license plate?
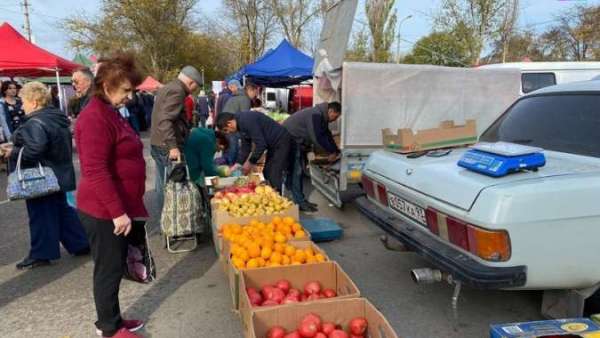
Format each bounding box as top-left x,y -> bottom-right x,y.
388,193 -> 426,225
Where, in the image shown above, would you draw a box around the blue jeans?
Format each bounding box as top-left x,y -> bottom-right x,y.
25,192 -> 89,260
286,141 -> 306,204
224,133 -> 240,165
151,145 -> 169,211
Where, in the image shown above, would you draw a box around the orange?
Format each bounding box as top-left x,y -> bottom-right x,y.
257,257 -> 266,267
232,258 -> 245,270
270,262 -> 281,267
247,244 -> 261,258
261,247 -> 272,260
292,223 -> 302,233
315,254 -> 326,263
274,243 -> 285,254
294,250 -> 306,264
272,216 -> 283,225
284,245 -> 296,257
281,255 -> 291,265
283,216 -> 295,226
238,249 -> 249,262
246,258 -> 259,269
291,260 -> 302,266
304,247 -> 315,257
294,230 -> 306,239
274,233 -> 287,244
306,256 -> 316,264
270,252 -> 282,264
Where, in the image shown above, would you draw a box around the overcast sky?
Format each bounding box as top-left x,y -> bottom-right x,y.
1,0 -> 599,60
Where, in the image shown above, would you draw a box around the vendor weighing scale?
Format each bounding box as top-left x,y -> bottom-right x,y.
458,142 -> 546,177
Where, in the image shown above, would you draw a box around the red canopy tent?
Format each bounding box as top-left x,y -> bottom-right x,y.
0,22 -> 82,110
137,76 -> 163,92
0,22 -> 81,77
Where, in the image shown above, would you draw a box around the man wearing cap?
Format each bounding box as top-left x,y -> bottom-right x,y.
150,65 -> 203,209
222,80 -> 255,114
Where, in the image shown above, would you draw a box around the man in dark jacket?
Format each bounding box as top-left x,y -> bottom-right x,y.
150,65 -> 203,209
283,102 -> 341,211
215,81 -> 232,116
69,68 -> 94,118
196,90 -> 210,127
222,81 -> 257,114
217,111 -> 292,193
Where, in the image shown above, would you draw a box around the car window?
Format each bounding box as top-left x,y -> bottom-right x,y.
522,73 -> 556,93
267,93 -> 276,101
481,94 -> 600,157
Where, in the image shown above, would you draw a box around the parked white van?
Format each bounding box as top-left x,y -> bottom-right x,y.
479,62 -> 600,94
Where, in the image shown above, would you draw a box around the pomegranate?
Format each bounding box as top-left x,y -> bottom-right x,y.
304,281 -> 322,295
348,317 -> 368,336
322,289 -> 337,298
306,293 -> 321,301
248,291 -> 263,306
284,331 -> 301,338
267,326 -> 287,338
270,288 -> 286,303
275,279 -> 291,293
321,322 -> 335,335
300,294 -> 309,302
282,297 -> 300,305
300,313 -> 322,331
261,299 -> 279,307
314,333 -> 327,338
288,288 -> 301,298
262,285 -> 276,299
298,320 -> 319,338
328,330 -> 349,338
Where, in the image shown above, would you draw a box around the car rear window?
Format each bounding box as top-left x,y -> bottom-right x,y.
481,94 -> 600,157
522,73 -> 556,93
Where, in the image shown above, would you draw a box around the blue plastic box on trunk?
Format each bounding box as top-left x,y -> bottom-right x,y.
490,318 -> 600,338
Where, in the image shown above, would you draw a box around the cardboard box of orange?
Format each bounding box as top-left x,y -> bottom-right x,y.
239,261 -> 360,336
211,204 -> 303,256
382,119 -> 477,154
227,241 -> 329,311
247,297 -> 399,338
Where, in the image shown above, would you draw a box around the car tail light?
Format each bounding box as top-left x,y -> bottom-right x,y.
362,175 -> 389,206
361,175 -> 375,198
467,226 -> 511,262
425,208 -> 511,262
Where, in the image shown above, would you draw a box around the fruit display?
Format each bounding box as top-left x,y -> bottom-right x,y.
246,279 -> 338,307
213,184 -> 294,217
264,313 -> 368,338
222,218 -> 324,270
266,111 -> 290,123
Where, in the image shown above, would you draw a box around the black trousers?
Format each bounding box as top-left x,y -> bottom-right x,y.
264,132 -> 293,193
78,211 -> 127,337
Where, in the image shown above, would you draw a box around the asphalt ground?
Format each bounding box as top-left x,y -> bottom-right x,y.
0,135 -> 543,338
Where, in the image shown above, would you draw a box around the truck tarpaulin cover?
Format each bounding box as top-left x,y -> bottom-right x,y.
340,63 -> 522,147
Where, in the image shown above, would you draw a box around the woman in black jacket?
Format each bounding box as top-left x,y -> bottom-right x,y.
1,82 -> 89,269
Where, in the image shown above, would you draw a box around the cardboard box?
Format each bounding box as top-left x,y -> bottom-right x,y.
239,261 -> 360,335
227,241 -> 329,311
490,318 -> 600,338
248,298 -> 399,338
212,204 -> 300,230
382,120 -> 477,154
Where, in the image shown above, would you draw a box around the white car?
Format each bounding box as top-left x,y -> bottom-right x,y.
357,80 -> 600,308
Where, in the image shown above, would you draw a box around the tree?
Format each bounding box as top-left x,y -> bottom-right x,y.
538,5 -> 600,61
346,28 -> 370,62
403,30 -> 471,67
64,0 -> 199,81
222,0 -> 277,65
485,31 -> 544,63
365,0 -> 398,62
437,0 -> 511,65
271,0 -> 322,50
497,0 -> 519,63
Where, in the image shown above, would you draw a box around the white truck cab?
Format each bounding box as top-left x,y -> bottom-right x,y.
479,62 -> 600,94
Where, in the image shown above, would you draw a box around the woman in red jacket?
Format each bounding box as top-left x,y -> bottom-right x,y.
75,54 -> 146,338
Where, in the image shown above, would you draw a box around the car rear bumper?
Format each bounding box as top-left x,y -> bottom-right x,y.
356,196 -> 527,289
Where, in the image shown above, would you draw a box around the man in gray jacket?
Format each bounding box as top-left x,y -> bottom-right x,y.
150,65 -> 203,209
222,81 -> 258,114
283,102 -> 341,212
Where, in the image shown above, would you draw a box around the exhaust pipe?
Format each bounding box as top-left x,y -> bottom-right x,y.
411,268 -> 443,284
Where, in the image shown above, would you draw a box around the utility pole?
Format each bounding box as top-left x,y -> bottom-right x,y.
22,0 -> 32,42
396,15 -> 413,63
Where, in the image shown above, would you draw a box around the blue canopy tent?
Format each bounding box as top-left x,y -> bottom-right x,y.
228,39 -> 314,87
